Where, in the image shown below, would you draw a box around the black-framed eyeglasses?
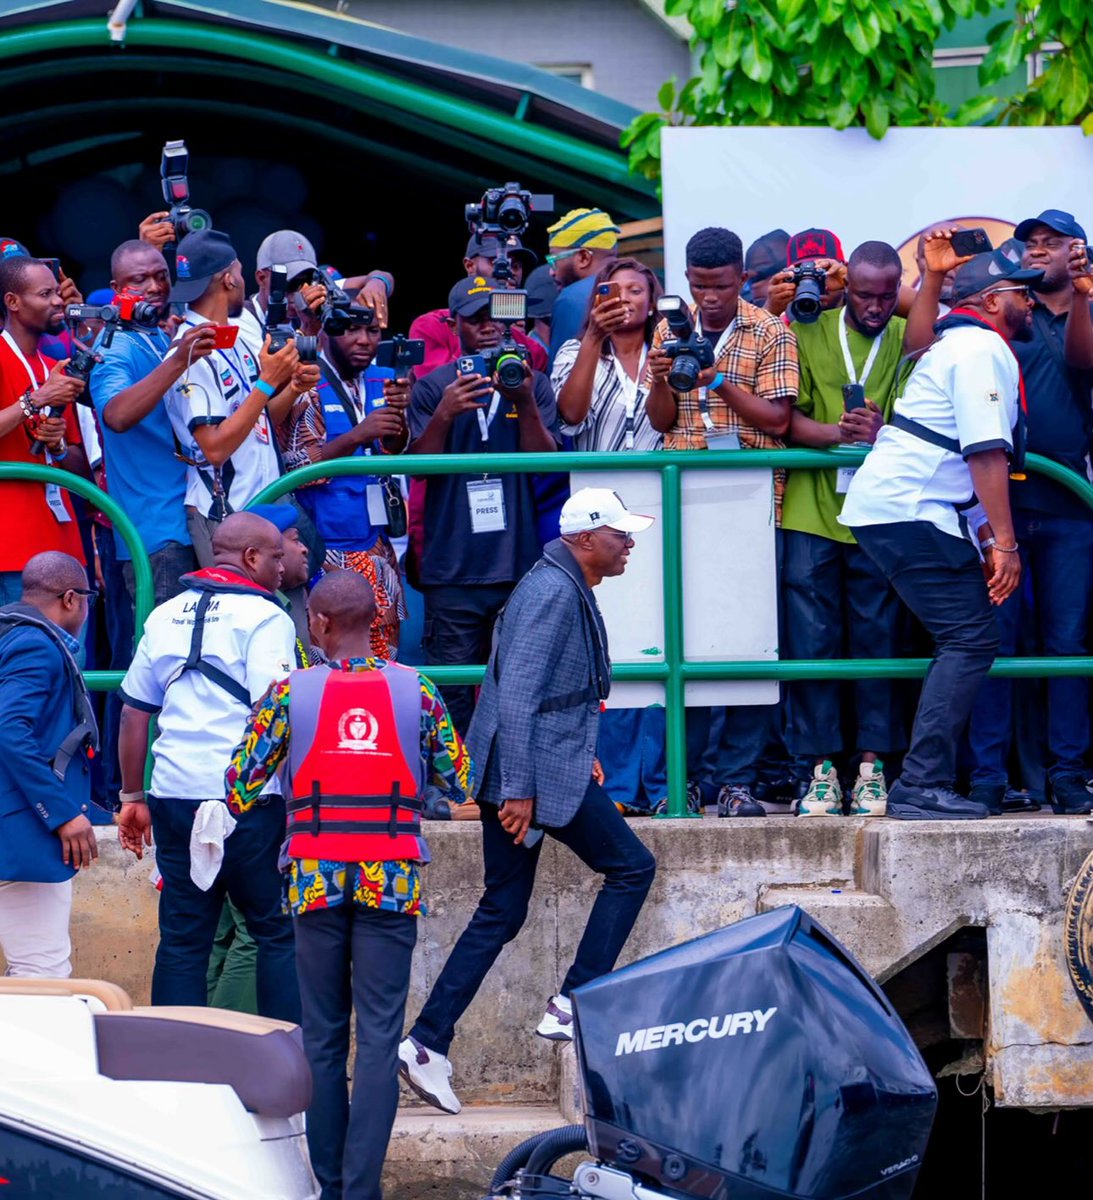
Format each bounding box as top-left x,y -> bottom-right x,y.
58,587 -> 98,606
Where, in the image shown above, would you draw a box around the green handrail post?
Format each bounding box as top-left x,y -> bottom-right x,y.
0,463 -> 155,643
658,463 -> 693,817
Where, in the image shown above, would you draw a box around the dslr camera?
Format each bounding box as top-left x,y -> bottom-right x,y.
291,266 -> 377,339
65,290 -> 160,348
656,296 -> 715,392
787,262 -> 827,324
161,140 -> 212,240
481,290 -> 531,390
265,265 -> 318,362
465,182 -> 553,239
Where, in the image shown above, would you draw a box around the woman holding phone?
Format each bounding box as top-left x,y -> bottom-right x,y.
551,257 -> 663,452
551,257 -> 667,815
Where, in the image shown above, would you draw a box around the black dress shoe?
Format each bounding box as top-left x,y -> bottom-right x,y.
887,781 -> 990,820
1047,774 -> 1093,815
1001,788 -> 1041,814
967,783 -> 1005,815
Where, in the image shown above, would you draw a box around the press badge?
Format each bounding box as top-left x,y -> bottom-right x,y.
707,433 -> 741,451
836,468 -> 858,494
467,478 -> 506,533
366,484 -> 388,526
45,483 -> 72,523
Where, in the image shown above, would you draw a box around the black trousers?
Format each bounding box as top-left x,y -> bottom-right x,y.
852,522 -> 998,788
295,904 -> 417,1200
782,529 -> 907,758
422,582 -> 513,734
410,781 -> 656,1056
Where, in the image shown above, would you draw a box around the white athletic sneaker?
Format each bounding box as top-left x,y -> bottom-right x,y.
535,993 -> 574,1042
795,761 -> 843,816
397,1036 -> 461,1114
848,760 -> 888,817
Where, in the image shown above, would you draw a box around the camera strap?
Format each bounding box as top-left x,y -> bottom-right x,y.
610,346 -> 648,450
838,309 -> 886,388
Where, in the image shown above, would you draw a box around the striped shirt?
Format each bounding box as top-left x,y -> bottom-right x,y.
551,339 -> 663,452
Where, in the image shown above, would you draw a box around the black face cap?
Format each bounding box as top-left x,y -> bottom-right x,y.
950,250 -> 1044,303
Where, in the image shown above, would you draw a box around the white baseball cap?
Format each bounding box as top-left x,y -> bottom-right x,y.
559,488 -> 654,536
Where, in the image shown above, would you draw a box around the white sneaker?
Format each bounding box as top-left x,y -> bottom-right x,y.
795,761 -> 843,816
397,1036 -> 461,1114
848,760 -> 888,817
535,994 -> 574,1042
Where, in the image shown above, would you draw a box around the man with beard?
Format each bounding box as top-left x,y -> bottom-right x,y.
0,256 -> 89,603
964,210 -> 1093,814
164,230 -> 310,565
781,241 -> 910,818
841,250 -> 1043,821
91,239 -> 217,604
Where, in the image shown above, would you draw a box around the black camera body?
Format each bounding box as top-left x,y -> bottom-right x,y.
656,296 -> 716,393
161,140 -> 212,241
63,346 -> 101,384
482,339 -> 530,390
788,262 -> 827,324
266,266 -> 318,363
64,298 -> 158,350
464,182 -> 553,239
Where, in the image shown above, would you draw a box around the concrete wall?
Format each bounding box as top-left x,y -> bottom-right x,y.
30,814 -> 1093,1113
344,0 -> 692,111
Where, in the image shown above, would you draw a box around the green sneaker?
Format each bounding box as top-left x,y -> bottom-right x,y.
848,761 -> 888,817
795,761 -> 843,816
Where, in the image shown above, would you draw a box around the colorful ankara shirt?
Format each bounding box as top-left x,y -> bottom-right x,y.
225,657 -> 471,917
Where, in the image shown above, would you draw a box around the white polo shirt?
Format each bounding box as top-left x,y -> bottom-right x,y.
839,323 -> 1019,541
120,583 -> 296,799
165,309 -> 280,518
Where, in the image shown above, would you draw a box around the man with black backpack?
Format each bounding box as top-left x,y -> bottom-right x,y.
0,551 -> 99,977
116,511 -> 300,1019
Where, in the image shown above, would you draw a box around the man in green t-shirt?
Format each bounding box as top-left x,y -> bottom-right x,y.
781,241 -> 910,818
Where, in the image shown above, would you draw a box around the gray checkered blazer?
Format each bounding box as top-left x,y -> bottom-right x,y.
467,539 -> 610,828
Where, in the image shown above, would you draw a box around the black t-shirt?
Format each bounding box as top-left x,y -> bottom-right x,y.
408,361 -> 561,586
1012,300 -> 1093,520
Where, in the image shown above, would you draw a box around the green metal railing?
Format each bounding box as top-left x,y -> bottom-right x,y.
249,447 -> 1093,816
8,451 -> 1093,816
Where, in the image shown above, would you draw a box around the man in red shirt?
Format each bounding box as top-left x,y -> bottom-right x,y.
0,256 -> 88,603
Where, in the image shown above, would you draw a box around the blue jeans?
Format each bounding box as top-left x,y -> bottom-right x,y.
597,707 -> 667,811
967,512 -> 1093,785
411,781 -> 655,1056
147,795 -> 300,1023
295,905 -> 416,1200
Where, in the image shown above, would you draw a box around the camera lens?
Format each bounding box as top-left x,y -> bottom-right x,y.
496,352 -> 526,389
790,279 -> 823,323
295,336 -> 319,364
497,195 -> 527,233
667,353 -> 700,393
187,209 -> 212,233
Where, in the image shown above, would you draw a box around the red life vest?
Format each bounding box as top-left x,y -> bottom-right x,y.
284,663 -> 425,863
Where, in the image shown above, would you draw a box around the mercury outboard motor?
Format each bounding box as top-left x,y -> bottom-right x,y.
486,906 -> 936,1200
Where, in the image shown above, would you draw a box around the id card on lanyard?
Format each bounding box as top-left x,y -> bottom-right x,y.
611,347 -> 648,450
2,329 -> 72,523
695,317 -> 736,434
836,310 -> 886,493
469,390 -> 506,532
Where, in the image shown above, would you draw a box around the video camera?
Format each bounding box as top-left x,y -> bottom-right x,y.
481,290 -> 531,390
266,265 -> 318,362
465,181 -> 553,284
64,289 -> 160,349
161,140 -> 212,241
655,296 -> 716,392
288,266 -> 376,339
787,262 -> 827,324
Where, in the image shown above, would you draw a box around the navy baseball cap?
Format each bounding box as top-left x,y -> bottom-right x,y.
1014,209 -> 1086,243
171,229 -> 238,304
0,237 -> 29,259
950,250 -> 1044,303
449,274 -> 493,317
247,504 -> 299,533
464,233 -> 538,271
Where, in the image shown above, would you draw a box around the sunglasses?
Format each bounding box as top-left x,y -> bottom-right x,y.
57,587 -> 98,606
546,248 -> 582,268
985,285 -> 1032,298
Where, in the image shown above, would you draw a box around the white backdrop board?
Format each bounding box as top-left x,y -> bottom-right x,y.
662,127 -> 1093,295
576,469 -> 778,708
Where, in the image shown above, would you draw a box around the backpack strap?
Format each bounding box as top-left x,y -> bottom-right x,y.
165,591 -> 251,706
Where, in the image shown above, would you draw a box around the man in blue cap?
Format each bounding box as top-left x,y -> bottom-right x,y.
964,211 -> 1093,815
841,249 -> 1043,821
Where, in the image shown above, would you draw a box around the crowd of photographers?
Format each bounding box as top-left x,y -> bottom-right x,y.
3,157 -> 1093,825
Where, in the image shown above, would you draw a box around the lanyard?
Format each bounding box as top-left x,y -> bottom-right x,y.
610,346 -> 648,450
694,314 -> 736,432
838,308 -> 885,388
1,329 -> 47,391
181,315 -> 253,389
476,390 -> 503,442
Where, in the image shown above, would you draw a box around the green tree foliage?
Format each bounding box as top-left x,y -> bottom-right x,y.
622,0 -> 1093,184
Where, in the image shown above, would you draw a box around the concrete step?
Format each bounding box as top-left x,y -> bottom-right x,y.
385,1104 -> 567,1200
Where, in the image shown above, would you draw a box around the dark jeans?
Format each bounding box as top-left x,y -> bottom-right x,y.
967,512 -> 1093,785
422,582 -> 513,734
122,540 -> 197,608
685,704 -> 777,787
597,707 -> 667,811
852,522 -> 998,788
411,781 -> 655,1056
782,530 -> 907,758
147,795 -> 300,1023
295,904 -> 416,1200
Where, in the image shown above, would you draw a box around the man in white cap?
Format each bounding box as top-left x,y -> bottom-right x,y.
398,488 -> 657,1114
